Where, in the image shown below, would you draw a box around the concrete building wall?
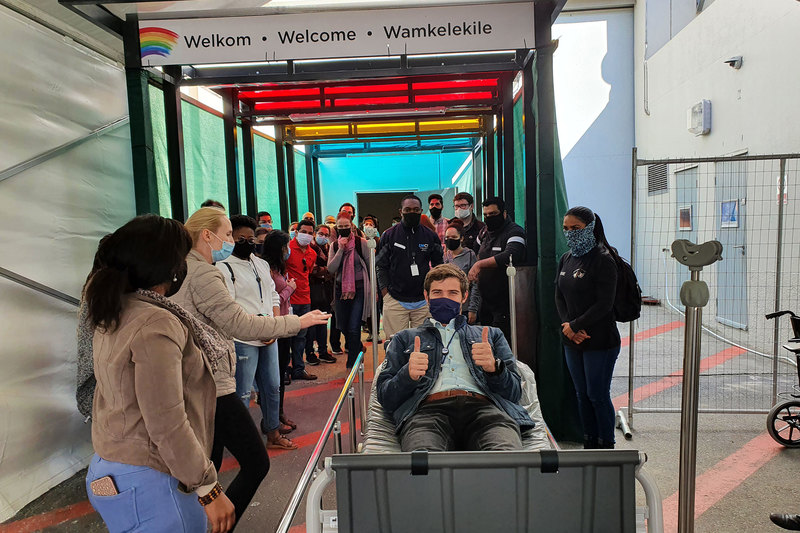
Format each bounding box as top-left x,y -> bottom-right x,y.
553,5 -> 635,258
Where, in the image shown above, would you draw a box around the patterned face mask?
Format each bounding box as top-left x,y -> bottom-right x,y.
564,220 -> 596,257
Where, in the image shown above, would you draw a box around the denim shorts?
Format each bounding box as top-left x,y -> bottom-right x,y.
86,454 -> 206,532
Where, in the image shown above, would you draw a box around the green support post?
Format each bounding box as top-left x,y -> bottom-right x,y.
533,1 -> 582,442
123,14 -> 158,215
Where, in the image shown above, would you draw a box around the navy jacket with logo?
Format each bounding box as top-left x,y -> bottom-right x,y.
376,222 -> 444,302
476,216 -> 527,308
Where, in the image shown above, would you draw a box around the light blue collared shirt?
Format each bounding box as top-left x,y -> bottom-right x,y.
428,319 -> 483,396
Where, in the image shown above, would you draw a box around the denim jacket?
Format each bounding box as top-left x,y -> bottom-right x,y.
376,315 -> 536,433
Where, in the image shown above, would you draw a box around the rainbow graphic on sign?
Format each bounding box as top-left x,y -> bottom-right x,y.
140,27 -> 179,59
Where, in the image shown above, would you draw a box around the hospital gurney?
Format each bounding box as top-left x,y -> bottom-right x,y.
302,358 -> 664,533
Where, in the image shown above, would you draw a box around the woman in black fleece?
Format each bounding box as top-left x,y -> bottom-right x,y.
555,206 -> 620,449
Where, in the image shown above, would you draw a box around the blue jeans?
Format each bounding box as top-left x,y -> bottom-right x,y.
335,286 -> 365,368
290,303 -> 311,375
86,454 -> 206,533
234,341 -> 280,433
563,345 -> 620,446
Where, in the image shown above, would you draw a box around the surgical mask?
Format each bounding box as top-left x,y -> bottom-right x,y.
430,207 -> 442,219
484,213 -> 504,232
337,227 -> 352,238
445,238 -> 461,251
284,249 -> 291,261
232,240 -> 255,260
564,220 -> 597,257
209,232 -> 234,262
296,233 -> 313,247
428,297 -> 462,325
316,236 -> 329,246
402,212 -> 421,228
455,207 -> 471,219
289,230 -> 296,239
165,261 -> 188,297
259,223 -> 272,230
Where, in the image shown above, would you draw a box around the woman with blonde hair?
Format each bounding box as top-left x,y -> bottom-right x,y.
172,207 -> 330,527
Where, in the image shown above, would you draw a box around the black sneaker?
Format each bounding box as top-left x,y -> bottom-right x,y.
319,353 -> 336,363
306,354 -> 321,366
331,349 -> 343,355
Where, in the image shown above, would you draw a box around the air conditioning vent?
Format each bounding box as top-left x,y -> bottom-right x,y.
647,164 -> 668,195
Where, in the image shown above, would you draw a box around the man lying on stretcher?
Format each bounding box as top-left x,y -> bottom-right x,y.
376,264 -> 536,451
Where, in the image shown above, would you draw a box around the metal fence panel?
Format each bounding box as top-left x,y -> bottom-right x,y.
620,154 -> 800,417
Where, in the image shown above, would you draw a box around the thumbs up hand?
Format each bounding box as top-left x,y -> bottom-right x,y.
408,336 -> 429,381
472,327 -> 496,373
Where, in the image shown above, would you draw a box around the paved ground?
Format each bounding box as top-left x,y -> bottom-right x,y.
3,306 -> 800,532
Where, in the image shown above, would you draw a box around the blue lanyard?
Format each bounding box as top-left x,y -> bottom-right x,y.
249,261 -> 263,302
439,325 -> 463,363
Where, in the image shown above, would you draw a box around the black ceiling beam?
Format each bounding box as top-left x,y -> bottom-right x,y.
179,60 -> 526,88
58,2 -> 124,37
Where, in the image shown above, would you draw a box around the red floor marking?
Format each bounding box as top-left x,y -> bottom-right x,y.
219,420 -> 363,472
289,525 -> 307,533
0,501 -> 95,533
661,432 -> 782,532
613,346 -> 745,410
620,320 -> 684,347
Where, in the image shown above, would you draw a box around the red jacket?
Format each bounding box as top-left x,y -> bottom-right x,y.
286,238 -> 317,305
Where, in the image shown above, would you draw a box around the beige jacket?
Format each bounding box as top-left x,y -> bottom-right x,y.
171,250 -> 302,396
91,293 -> 217,493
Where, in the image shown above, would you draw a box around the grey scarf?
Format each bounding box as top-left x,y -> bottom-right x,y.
136,289 -> 230,372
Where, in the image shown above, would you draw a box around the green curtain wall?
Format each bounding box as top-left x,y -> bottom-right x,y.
254,135 -> 282,222
513,98 -> 526,226
294,150 -> 309,217
148,85 -> 172,219
181,101 -> 228,212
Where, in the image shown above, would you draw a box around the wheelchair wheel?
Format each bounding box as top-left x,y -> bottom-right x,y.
767,401 -> 800,448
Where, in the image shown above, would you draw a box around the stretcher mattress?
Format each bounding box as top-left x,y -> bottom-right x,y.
363,359 -> 552,452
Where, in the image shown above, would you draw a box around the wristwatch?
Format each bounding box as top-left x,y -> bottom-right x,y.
491,358 -> 504,375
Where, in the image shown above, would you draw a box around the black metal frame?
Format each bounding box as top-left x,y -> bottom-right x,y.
98,0 -> 578,439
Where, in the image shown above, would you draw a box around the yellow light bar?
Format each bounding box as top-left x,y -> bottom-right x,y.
293,124 -> 350,138
418,119 -> 481,132
356,122 -> 417,135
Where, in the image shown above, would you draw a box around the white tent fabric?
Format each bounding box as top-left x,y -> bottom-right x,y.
0,5 -> 133,521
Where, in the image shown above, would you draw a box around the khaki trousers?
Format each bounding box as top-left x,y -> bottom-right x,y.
382,293 -> 430,338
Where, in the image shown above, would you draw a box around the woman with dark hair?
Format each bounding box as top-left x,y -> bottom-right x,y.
555,206 -> 621,449
443,218 -> 481,324
328,213 -> 373,369
263,230 -> 299,429
172,208 -> 329,527
85,215 -> 235,533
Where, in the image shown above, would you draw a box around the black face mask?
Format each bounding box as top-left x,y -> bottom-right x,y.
232,241 -> 256,260
445,238 -> 461,251
165,261 -> 188,297
402,212 -> 421,228
337,227 -> 351,238
484,213 -> 504,232
430,207 -> 442,220
254,243 -> 264,256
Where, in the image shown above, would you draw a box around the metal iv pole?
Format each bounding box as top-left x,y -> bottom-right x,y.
671,239 -> 723,533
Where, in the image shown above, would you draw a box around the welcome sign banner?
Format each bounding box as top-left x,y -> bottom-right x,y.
138,2 -> 535,66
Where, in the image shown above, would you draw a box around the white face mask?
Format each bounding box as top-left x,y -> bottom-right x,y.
296,232 -> 314,246
455,207 -> 471,219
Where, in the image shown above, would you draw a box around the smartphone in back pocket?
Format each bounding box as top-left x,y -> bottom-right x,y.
90,476 -> 119,497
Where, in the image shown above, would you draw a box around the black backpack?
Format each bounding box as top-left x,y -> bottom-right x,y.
613,257 -> 642,322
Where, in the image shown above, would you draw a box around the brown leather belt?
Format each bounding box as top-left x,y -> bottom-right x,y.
424,389 -> 489,404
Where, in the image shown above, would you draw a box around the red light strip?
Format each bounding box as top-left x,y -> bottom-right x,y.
325,83 -> 408,95
254,101 -> 322,111
412,79 -> 497,90
332,96 -> 409,106
414,92 -> 494,103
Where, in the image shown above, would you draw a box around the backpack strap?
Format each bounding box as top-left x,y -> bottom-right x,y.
222,262 -> 236,284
